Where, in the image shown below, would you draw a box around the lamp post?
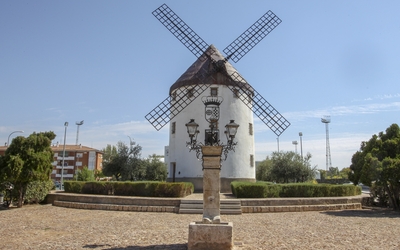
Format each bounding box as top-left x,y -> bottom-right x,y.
299,132 -> 303,159
276,136 -> 280,153
75,120 -> 84,145
7,130 -> 24,146
185,96 -> 239,224
61,122 -> 68,190
292,140 -> 298,154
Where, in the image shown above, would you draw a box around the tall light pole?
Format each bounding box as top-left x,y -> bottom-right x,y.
276,136 -> 280,153
7,130 -> 24,146
75,120 -> 84,145
321,116 -> 332,172
299,132 -> 303,159
292,140 -> 298,154
61,122 -> 68,190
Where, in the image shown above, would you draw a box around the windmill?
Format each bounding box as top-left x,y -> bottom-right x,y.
145,4 -> 290,191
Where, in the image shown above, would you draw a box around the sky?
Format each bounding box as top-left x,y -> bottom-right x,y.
1,1 -> 400,170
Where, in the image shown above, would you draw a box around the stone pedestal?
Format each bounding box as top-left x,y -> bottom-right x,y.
201,146 -> 223,223
188,222 -> 233,250
188,146 -> 233,250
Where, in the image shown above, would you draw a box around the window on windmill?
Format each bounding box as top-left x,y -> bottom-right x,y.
171,92 -> 176,101
187,88 -> 194,98
250,154 -> 254,167
172,122 -> 176,134
210,87 -> 218,97
249,123 -> 253,136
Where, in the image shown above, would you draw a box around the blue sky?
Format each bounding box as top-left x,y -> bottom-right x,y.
1,1 -> 400,170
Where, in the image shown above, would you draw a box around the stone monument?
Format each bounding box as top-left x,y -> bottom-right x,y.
187,145 -> 233,250
185,101 -> 239,250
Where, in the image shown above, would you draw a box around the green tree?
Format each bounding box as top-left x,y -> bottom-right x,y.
143,154 -> 168,181
102,144 -> 117,165
256,157 -> 273,181
102,140 -> 145,181
0,131 -> 56,207
328,167 -> 340,178
74,166 -> 95,181
339,167 -> 351,179
269,151 -> 317,183
349,123 -> 400,210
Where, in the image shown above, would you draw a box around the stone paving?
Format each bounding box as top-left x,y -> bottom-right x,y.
0,204 -> 399,249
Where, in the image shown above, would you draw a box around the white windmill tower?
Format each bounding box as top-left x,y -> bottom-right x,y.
146,4 -> 290,192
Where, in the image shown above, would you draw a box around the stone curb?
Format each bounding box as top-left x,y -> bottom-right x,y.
54,200 -> 179,213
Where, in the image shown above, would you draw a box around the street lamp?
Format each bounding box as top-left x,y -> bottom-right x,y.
299,132 -> 303,159
7,130 -> 24,146
61,122 -> 68,190
225,120 -> 239,144
185,119 -> 199,144
185,96 -> 239,162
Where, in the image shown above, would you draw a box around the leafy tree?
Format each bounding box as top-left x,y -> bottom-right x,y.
349,123 -> 400,210
102,144 -> 117,164
257,151 -> 317,183
102,140 -> 145,181
143,154 -> 167,181
74,166 -> 95,181
0,131 -> 56,207
328,167 -> 340,178
256,157 -> 273,181
339,167 -> 351,179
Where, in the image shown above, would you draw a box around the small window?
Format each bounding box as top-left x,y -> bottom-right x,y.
187,88 -> 194,98
250,154 -> 254,167
171,92 -> 176,101
249,123 -> 253,136
210,87 -> 218,97
171,122 -> 176,134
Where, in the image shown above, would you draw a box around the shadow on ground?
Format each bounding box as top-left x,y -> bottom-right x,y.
83,244 -> 187,250
322,208 -> 400,218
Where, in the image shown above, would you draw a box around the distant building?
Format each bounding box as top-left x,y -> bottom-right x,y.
0,144 -> 103,181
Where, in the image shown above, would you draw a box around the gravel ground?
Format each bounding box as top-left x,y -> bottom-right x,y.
0,204 -> 399,250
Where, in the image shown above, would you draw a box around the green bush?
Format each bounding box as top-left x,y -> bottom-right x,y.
231,181 -> 280,198
64,181 -> 86,194
64,181 -> 194,197
231,181 -> 361,198
24,180 -> 54,204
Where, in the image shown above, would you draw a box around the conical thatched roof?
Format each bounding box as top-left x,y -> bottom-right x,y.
169,45 -> 253,94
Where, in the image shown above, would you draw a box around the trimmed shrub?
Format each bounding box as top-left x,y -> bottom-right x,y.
64,181 -> 194,197
231,181 -> 361,198
231,181 -> 280,198
24,180 -> 54,204
64,181 -> 85,194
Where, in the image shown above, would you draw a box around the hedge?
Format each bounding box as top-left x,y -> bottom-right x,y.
64,181 -> 194,197
231,181 -> 361,198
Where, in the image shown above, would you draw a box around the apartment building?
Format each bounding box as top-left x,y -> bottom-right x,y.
0,144 -> 103,181
50,144 -> 103,181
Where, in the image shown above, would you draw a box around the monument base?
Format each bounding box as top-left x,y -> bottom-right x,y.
188,221 -> 233,250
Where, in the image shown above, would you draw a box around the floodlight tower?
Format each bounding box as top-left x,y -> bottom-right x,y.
321,116 -> 332,171
75,120 -> 84,145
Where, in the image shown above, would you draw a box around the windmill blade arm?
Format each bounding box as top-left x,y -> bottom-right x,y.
153,4 -> 210,60
223,10 -> 282,63
145,71 -> 213,131
145,96 -> 172,131
227,71 -> 290,136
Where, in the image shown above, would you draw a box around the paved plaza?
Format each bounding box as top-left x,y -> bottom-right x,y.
0,204 -> 399,249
